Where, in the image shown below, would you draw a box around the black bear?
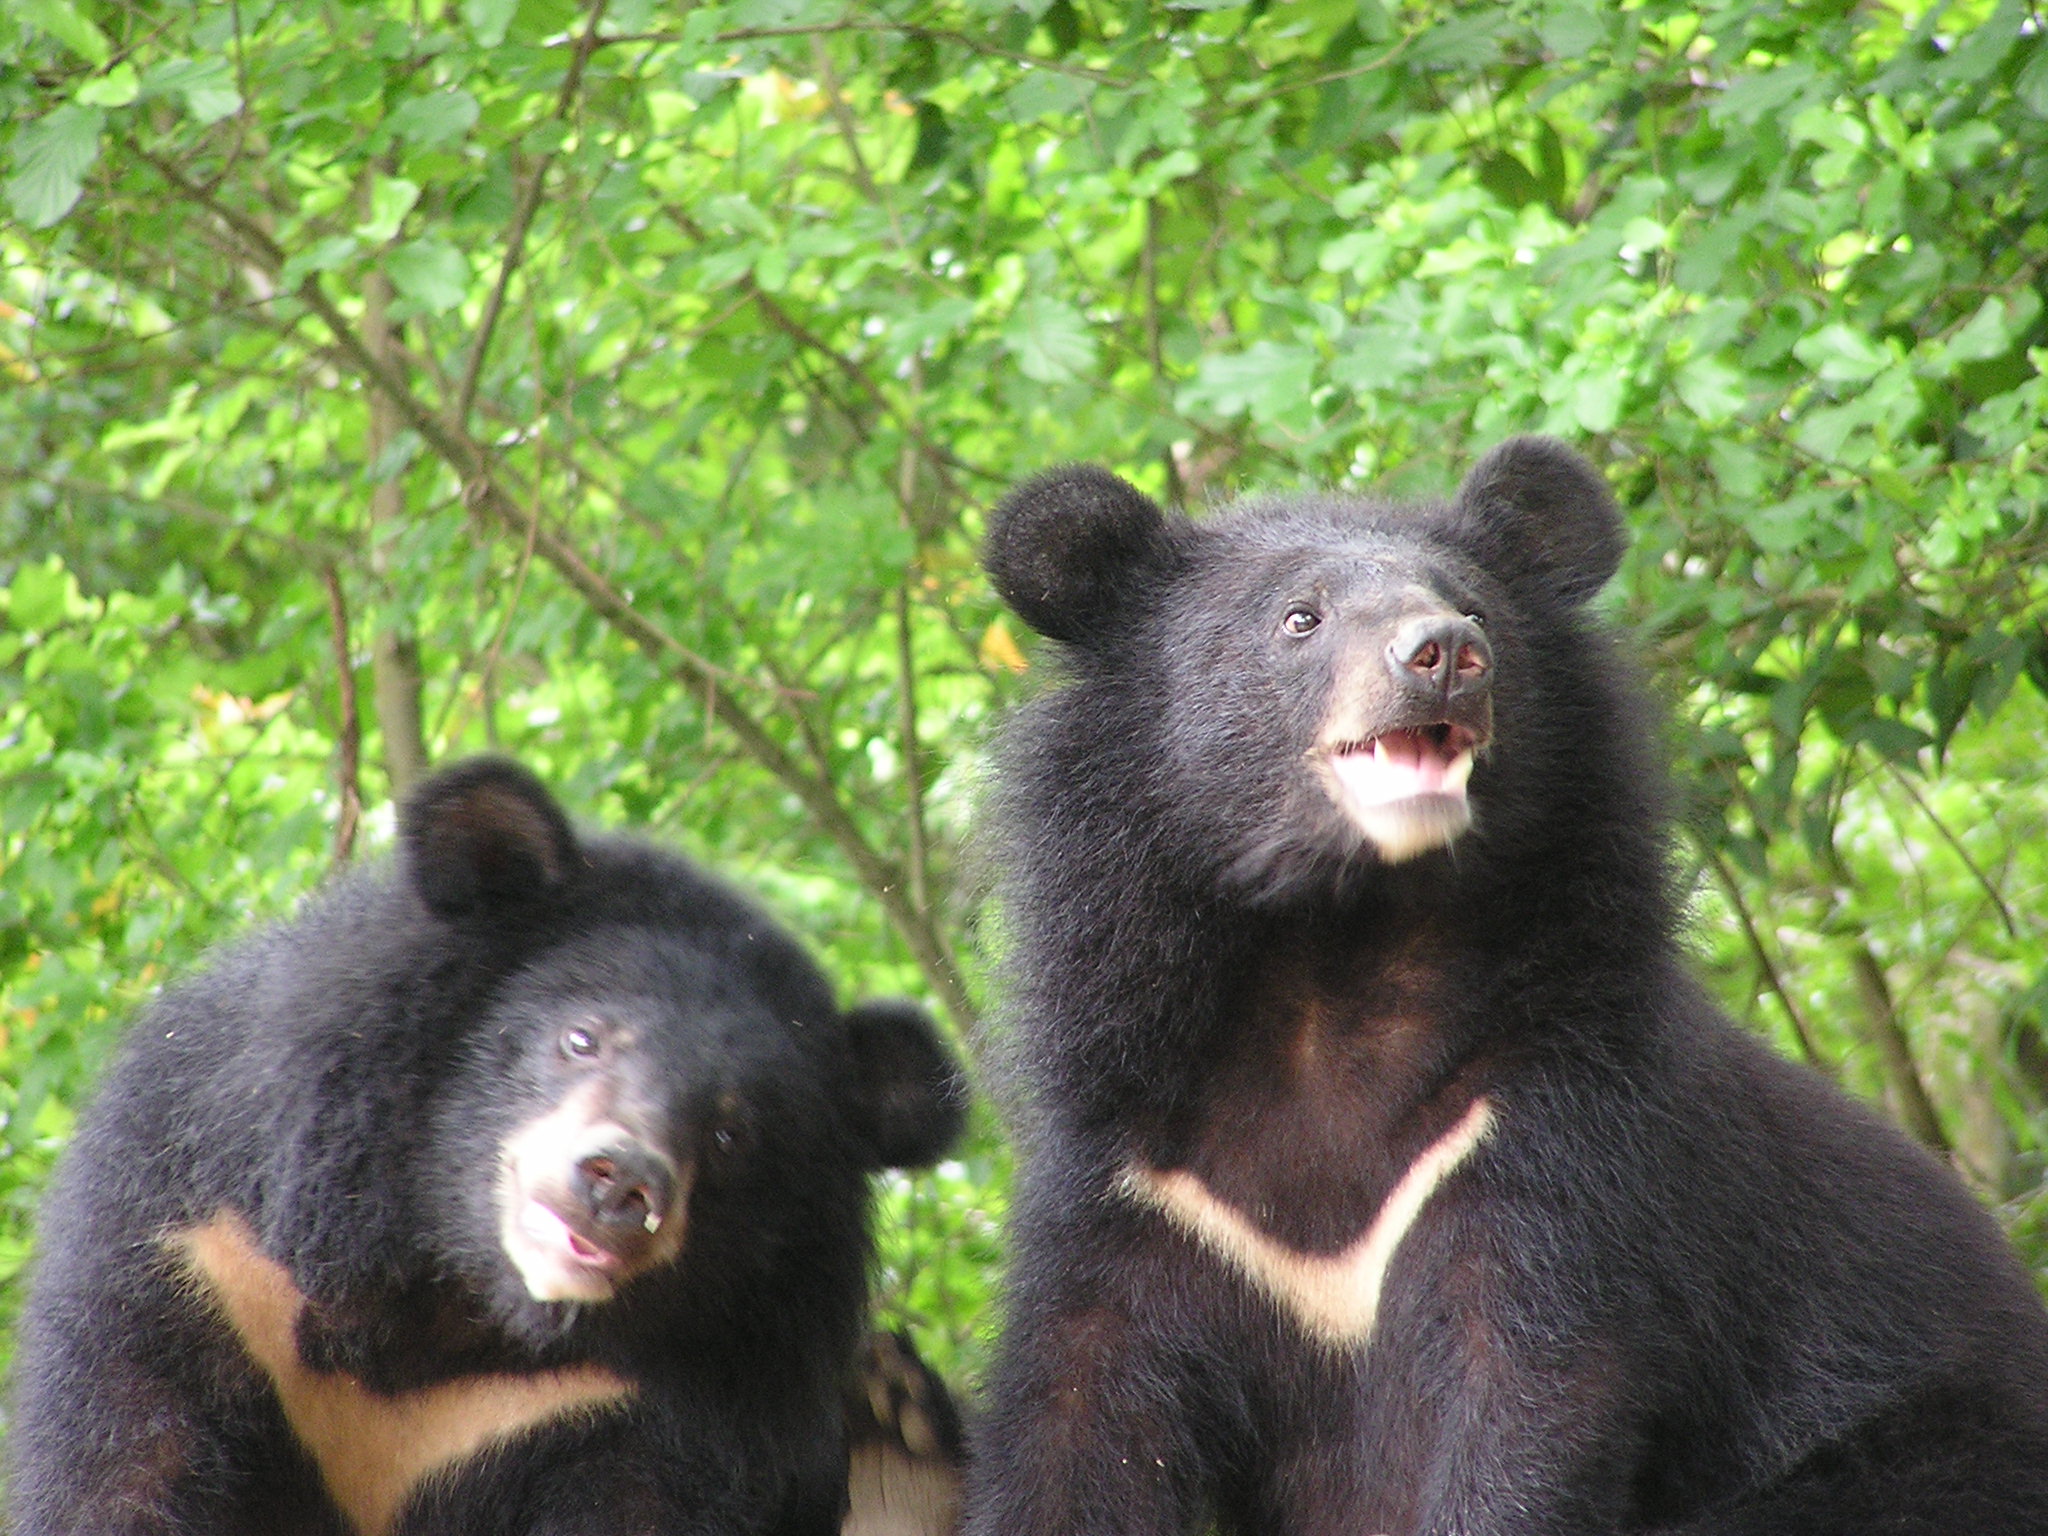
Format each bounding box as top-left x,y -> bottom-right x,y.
10,757 -> 966,1536
967,440 -> 2048,1535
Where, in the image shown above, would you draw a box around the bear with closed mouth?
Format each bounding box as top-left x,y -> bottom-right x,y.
10,757 -> 966,1536
967,439 -> 2048,1535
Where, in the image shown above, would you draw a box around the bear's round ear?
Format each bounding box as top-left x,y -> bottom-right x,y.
400,757 -> 582,919
1452,436 -> 1626,606
842,1000 -> 968,1171
983,465 -> 1174,644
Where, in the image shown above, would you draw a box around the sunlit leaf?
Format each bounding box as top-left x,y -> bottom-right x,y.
5,105 -> 103,228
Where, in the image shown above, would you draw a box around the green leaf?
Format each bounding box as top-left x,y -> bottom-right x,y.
1711,63 -> 1819,126
882,298 -> 977,366
6,559 -> 77,632
1130,148 -> 1198,198
5,104 -> 104,228
1946,292 -> 2040,364
1004,294 -> 1096,383
2017,46 -> 2048,117
1791,323 -> 1889,385
462,0 -> 518,46
1940,0 -> 2023,84
1673,211 -> 1756,291
1476,151 -> 1543,210
385,240 -> 471,313
278,234 -> 361,289
75,64 -> 140,109
908,101 -> 951,172
142,58 -> 243,124
1537,2 -> 1606,59
15,0 -> 110,64
367,429 -> 423,483
357,177 -> 421,244
388,91 -> 481,149
1558,368 -> 1624,434
1181,342 -> 1318,423
1005,70 -> 1091,122
1676,356 -> 1747,424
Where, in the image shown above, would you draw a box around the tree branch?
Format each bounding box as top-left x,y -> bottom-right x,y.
137,139 -> 980,1026
657,203 -> 1003,489
1848,944 -> 1952,1155
1702,842 -> 1831,1073
896,579 -> 931,919
1883,760 -> 2019,941
456,0 -> 609,426
592,19 -> 1129,86
321,565 -> 364,866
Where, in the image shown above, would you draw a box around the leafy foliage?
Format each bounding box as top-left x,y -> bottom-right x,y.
4,0 -> 2048,1400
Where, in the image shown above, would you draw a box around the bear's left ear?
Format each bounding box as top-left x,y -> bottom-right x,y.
842,1000 -> 968,1171
983,465 -> 1176,644
1452,436 -> 1626,606
400,756 -> 583,919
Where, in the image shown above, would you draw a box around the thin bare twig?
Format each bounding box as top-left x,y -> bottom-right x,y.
1882,759 -> 2020,941
1230,34 -> 1418,111
1848,945 -> 1952,1155
456,0 -> 610,426
136,138 -> 980,1026
593,19 -> 1127,86
322,565 -> 364,865
1702,841 -> 1831,1073
658,202 -> 1002,487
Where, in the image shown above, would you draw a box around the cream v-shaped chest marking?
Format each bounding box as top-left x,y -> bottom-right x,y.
1121,1095 -> 1494,1350
172,1211 -> 633,1536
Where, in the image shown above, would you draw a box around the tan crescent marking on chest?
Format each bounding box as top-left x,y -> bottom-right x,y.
171,1211 -> 634,1536
1121,1095 -> 1494,1350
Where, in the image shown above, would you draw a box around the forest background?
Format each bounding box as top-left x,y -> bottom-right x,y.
5,0 -> 2048,1405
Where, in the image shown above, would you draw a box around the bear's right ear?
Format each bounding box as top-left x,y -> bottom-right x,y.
400,757 -> 583,919
983,465 -> 1174,644
1451,436 -> 1625,607
842,1000 -> 968,1171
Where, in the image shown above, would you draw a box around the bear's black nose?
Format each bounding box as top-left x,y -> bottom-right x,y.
1388,613 -> 1491,703
575,1146 -> 677,1234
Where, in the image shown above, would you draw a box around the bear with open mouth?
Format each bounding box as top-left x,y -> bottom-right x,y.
967,439 -> 2048,1535
10,757 -> 966,1536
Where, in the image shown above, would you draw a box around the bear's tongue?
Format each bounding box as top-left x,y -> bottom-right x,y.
1329,728 -> 1473,808
520,1198 -> 619,1270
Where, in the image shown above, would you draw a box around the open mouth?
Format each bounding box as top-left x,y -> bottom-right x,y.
1319,723 -> 1481,863
1325,723 -> 1479,806
520,1197 -> 625,1272
503,1191 -> 630,1303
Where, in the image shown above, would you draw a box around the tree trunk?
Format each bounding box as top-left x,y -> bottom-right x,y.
361,264 -> 429,800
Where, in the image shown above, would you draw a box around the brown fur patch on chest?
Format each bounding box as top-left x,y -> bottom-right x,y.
1161,930 -> 1478,1252
170,1211 -> 634,1536
1123,1094 -> 1493,1350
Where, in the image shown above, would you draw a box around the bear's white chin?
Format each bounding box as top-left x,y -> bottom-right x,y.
1347,795 -> 1473,863
1317,744 -> 1474,862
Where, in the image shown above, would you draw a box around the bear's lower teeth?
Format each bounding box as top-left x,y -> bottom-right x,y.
1319,737 -> 1475,863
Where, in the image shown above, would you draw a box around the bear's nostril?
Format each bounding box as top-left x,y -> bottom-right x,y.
576,1148 -> 674,1234
1390,615 -> 1491,700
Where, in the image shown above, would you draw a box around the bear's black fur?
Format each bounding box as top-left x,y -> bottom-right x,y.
966,439 -> 2048,1535
10,757 -> 966,1536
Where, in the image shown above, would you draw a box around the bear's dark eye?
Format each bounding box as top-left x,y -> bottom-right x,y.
1465,612 -> 1486,629
1281,607 -> 1322,637
704,1090 -> 754,1166
561,1024 -> 602,1060
707,1115 -> 756,1165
